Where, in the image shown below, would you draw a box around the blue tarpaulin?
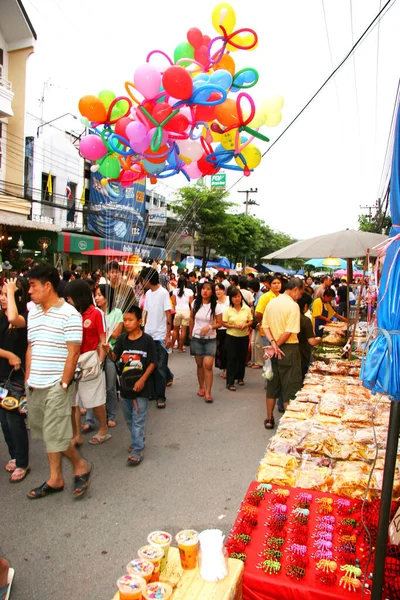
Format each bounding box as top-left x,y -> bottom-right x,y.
361,101 -> 400,400
256,263 -> 296,275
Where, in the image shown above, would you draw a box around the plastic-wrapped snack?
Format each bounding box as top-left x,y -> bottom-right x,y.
294,465 -> 333,491
295,392 -> 322,404
268,437 -> 303,457
256,463 -> 296,487
341,406 -> 373,426
318,396 -> 345,418
302,383 -> 325,394
336,359 -> 361,368
261,451 -> 299,470
374,409 -> 390,427
353,426 -> 388,448
331,461 -> 371,499
301,431 -> 328,455
315,414 -> 342,425
285,401 -> 316,420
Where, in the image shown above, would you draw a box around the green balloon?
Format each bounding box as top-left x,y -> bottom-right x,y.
174,42 -> 194,67
98,90 -> 116,110
99,156 -> 120,178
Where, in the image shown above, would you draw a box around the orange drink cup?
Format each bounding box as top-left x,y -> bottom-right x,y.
142,582 -> 173,600
126,558 -> 154,583
175,529 -> 199,570
147,531 -> 172,572
137,545 -> 164,582
117,574 -> 146,600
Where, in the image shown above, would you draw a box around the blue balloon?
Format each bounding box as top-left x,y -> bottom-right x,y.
209,69 -> 233,91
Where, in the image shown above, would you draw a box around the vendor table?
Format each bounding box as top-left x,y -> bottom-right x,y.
231,481 -> 371,600
112,547 -> 244,600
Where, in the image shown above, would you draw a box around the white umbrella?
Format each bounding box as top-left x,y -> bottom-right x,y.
264,229 -> 387,260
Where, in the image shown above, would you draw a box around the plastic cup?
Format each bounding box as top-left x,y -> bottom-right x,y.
142,582 -> 173,600
137,545 -> 164,582
175,529 -> 199,570
147,531 -> 172,572
117,574 -> 146,600
126,558 -> 154,583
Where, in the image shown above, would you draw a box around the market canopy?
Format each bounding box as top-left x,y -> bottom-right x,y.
304,258 -> 349,269
264,229 -> 387,260
81,247 -> 132,257
256,263 -> 296,275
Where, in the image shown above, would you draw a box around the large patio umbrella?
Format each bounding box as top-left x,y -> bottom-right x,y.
362,96 -> 400,599
264,229 -> 387,260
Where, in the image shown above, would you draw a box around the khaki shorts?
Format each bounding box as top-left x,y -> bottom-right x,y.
266,344 -> 302,404
174,309 -> 190,327
26,381 -> 76,453
73,372 -> 106,409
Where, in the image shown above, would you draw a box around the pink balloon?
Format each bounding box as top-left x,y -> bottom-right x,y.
178,138 -> 203,161
147,127 -> 169,147
130,137 -> 149,154
79,135 -> 108,160
184,161 -> 202,179
134,64 -> 162,99
126,121 -> 148,143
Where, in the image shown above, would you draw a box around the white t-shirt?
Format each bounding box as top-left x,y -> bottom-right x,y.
217,297 -> 230,330
144,286 -> 171,341
173,288 -> 194,310
192,303 -> 224,339
240,288 -> 254,306
221,279 -> 230,290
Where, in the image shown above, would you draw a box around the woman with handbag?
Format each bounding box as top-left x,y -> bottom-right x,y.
0,278 -> 30,482
64,279 -> 110,446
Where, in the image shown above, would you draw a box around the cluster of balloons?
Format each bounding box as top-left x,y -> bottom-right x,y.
78,2 -> 284,186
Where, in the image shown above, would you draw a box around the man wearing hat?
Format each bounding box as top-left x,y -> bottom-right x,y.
1,260 -> 12,272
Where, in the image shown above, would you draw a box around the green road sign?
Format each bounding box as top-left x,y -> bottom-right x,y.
211,173 -> 226,188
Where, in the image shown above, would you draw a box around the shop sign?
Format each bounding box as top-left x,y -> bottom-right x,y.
32,214 -> 54,225
78,240 -> 88,251
211,173 -> 226,189
149,207 -> 167,226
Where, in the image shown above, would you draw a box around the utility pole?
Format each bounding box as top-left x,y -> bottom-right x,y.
238,188 -> 258,272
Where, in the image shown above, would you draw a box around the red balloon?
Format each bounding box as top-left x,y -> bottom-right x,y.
198,153 -> 218,176
203,35 -> 211,47
194,45 -> 209,67
187,27 -> 203,49
164,113 -> 189,133
152,102 -> 172,124
195,92 -> 220,122
162,66 -> 193,100
114,117 -> 132,139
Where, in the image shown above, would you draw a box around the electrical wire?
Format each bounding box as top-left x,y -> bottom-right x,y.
225,0 -> 397,196
321,0 -> 341,112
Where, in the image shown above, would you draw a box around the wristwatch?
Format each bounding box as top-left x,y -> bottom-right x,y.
60,381 -> 69,391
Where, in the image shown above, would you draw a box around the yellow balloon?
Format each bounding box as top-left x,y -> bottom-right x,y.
220,131 -> 236,150
211,3 -> 236,35
264,112 -> 282,127
202,125 -> 223,143
261,96 -> 284,114
248,109 -> 266,129
227,33 -> 258,53
235,144 -> 262,170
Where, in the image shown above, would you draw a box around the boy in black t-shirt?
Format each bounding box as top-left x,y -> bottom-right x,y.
104,305 -> 156,466
297,293 -> 322,379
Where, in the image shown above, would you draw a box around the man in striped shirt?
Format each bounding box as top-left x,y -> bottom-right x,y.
25,264 -> 92,499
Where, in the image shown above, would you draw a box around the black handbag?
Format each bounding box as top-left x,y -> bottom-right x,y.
0,368 -> 27,413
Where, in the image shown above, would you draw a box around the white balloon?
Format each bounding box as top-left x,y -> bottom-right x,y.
177,139 -> 203,161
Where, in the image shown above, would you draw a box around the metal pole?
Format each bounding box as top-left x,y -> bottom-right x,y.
372,400 -> 400,599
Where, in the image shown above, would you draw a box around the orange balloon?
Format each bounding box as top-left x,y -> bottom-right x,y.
78,95 -> 107,122
213,54 -> 235,76
215,98 -> 239,128
145,144 -> 169,164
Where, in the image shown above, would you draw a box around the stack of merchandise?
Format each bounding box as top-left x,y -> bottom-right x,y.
256,360 -> 400,501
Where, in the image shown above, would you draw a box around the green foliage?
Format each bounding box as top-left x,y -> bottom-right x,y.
358,213 -> 392,235
172,185 -> 299,270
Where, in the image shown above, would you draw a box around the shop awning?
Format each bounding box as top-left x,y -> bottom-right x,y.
57,232 -> 105,254
0,209 -> 61,232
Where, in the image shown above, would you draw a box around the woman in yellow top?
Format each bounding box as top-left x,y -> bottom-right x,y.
312,288 -> 347,337
222,288 -> 254,391
255,277 -> 282,344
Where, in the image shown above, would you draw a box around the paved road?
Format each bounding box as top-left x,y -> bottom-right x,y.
0,351 -> 279,600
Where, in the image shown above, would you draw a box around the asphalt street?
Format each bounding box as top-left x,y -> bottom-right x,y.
0,351 -> 280,600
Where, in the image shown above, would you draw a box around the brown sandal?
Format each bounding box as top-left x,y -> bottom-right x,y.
264,417 -> 275,430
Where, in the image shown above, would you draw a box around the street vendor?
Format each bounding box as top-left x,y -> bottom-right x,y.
312,288 -> 347,337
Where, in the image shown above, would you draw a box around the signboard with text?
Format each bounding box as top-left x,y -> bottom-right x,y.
148,206 -> 167,226
211,173 -> 226,189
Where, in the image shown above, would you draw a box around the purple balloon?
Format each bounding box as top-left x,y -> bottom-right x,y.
126,121 -> 148,144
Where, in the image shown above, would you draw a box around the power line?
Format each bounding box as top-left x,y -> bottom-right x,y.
226,0 -> 397,195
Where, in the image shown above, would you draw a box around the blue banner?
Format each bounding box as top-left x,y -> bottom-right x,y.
87,173 -> 146,243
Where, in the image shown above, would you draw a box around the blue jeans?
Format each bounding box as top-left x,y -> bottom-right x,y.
104,356 -> 118,421
0,406 -> 29,469
85,357 -> 118,427
153,342 -> 170,402
121,396 -> 148,455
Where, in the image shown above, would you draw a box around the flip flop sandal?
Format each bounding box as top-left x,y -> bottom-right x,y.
10,467 -> 30,483
5,459 -> 16,473
27,481 -> 64,499
264,418 -> 275,430
1,567 -> 14,600
127,453 -> 144,466
81,424 -> 95,434
197,390 -> 205,396
107,420 -> 116,428
73,463 -> 93,498
238,380 -> 245,386
205,396 -> 214,403
157,400 -> 166,409
226,385 -> 236,392
89,433 -> 112,445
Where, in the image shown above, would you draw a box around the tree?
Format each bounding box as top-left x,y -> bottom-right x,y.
172,186 -> 234,271
219,213 -> 267,267
358,213 -> 392,235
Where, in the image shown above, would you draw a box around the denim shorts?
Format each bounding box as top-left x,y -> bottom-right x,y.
190,337 -> 217,357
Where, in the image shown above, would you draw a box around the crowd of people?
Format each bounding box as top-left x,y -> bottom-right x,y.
1,260 -> 367,506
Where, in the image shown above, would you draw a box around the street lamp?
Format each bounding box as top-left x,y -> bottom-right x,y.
37,113 -> 78,137
17,236 -> 24,254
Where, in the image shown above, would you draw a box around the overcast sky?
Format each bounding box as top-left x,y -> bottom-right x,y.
24,0 -> 400,240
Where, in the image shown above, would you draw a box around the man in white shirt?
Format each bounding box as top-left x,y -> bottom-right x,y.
140,267 -> 172,409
